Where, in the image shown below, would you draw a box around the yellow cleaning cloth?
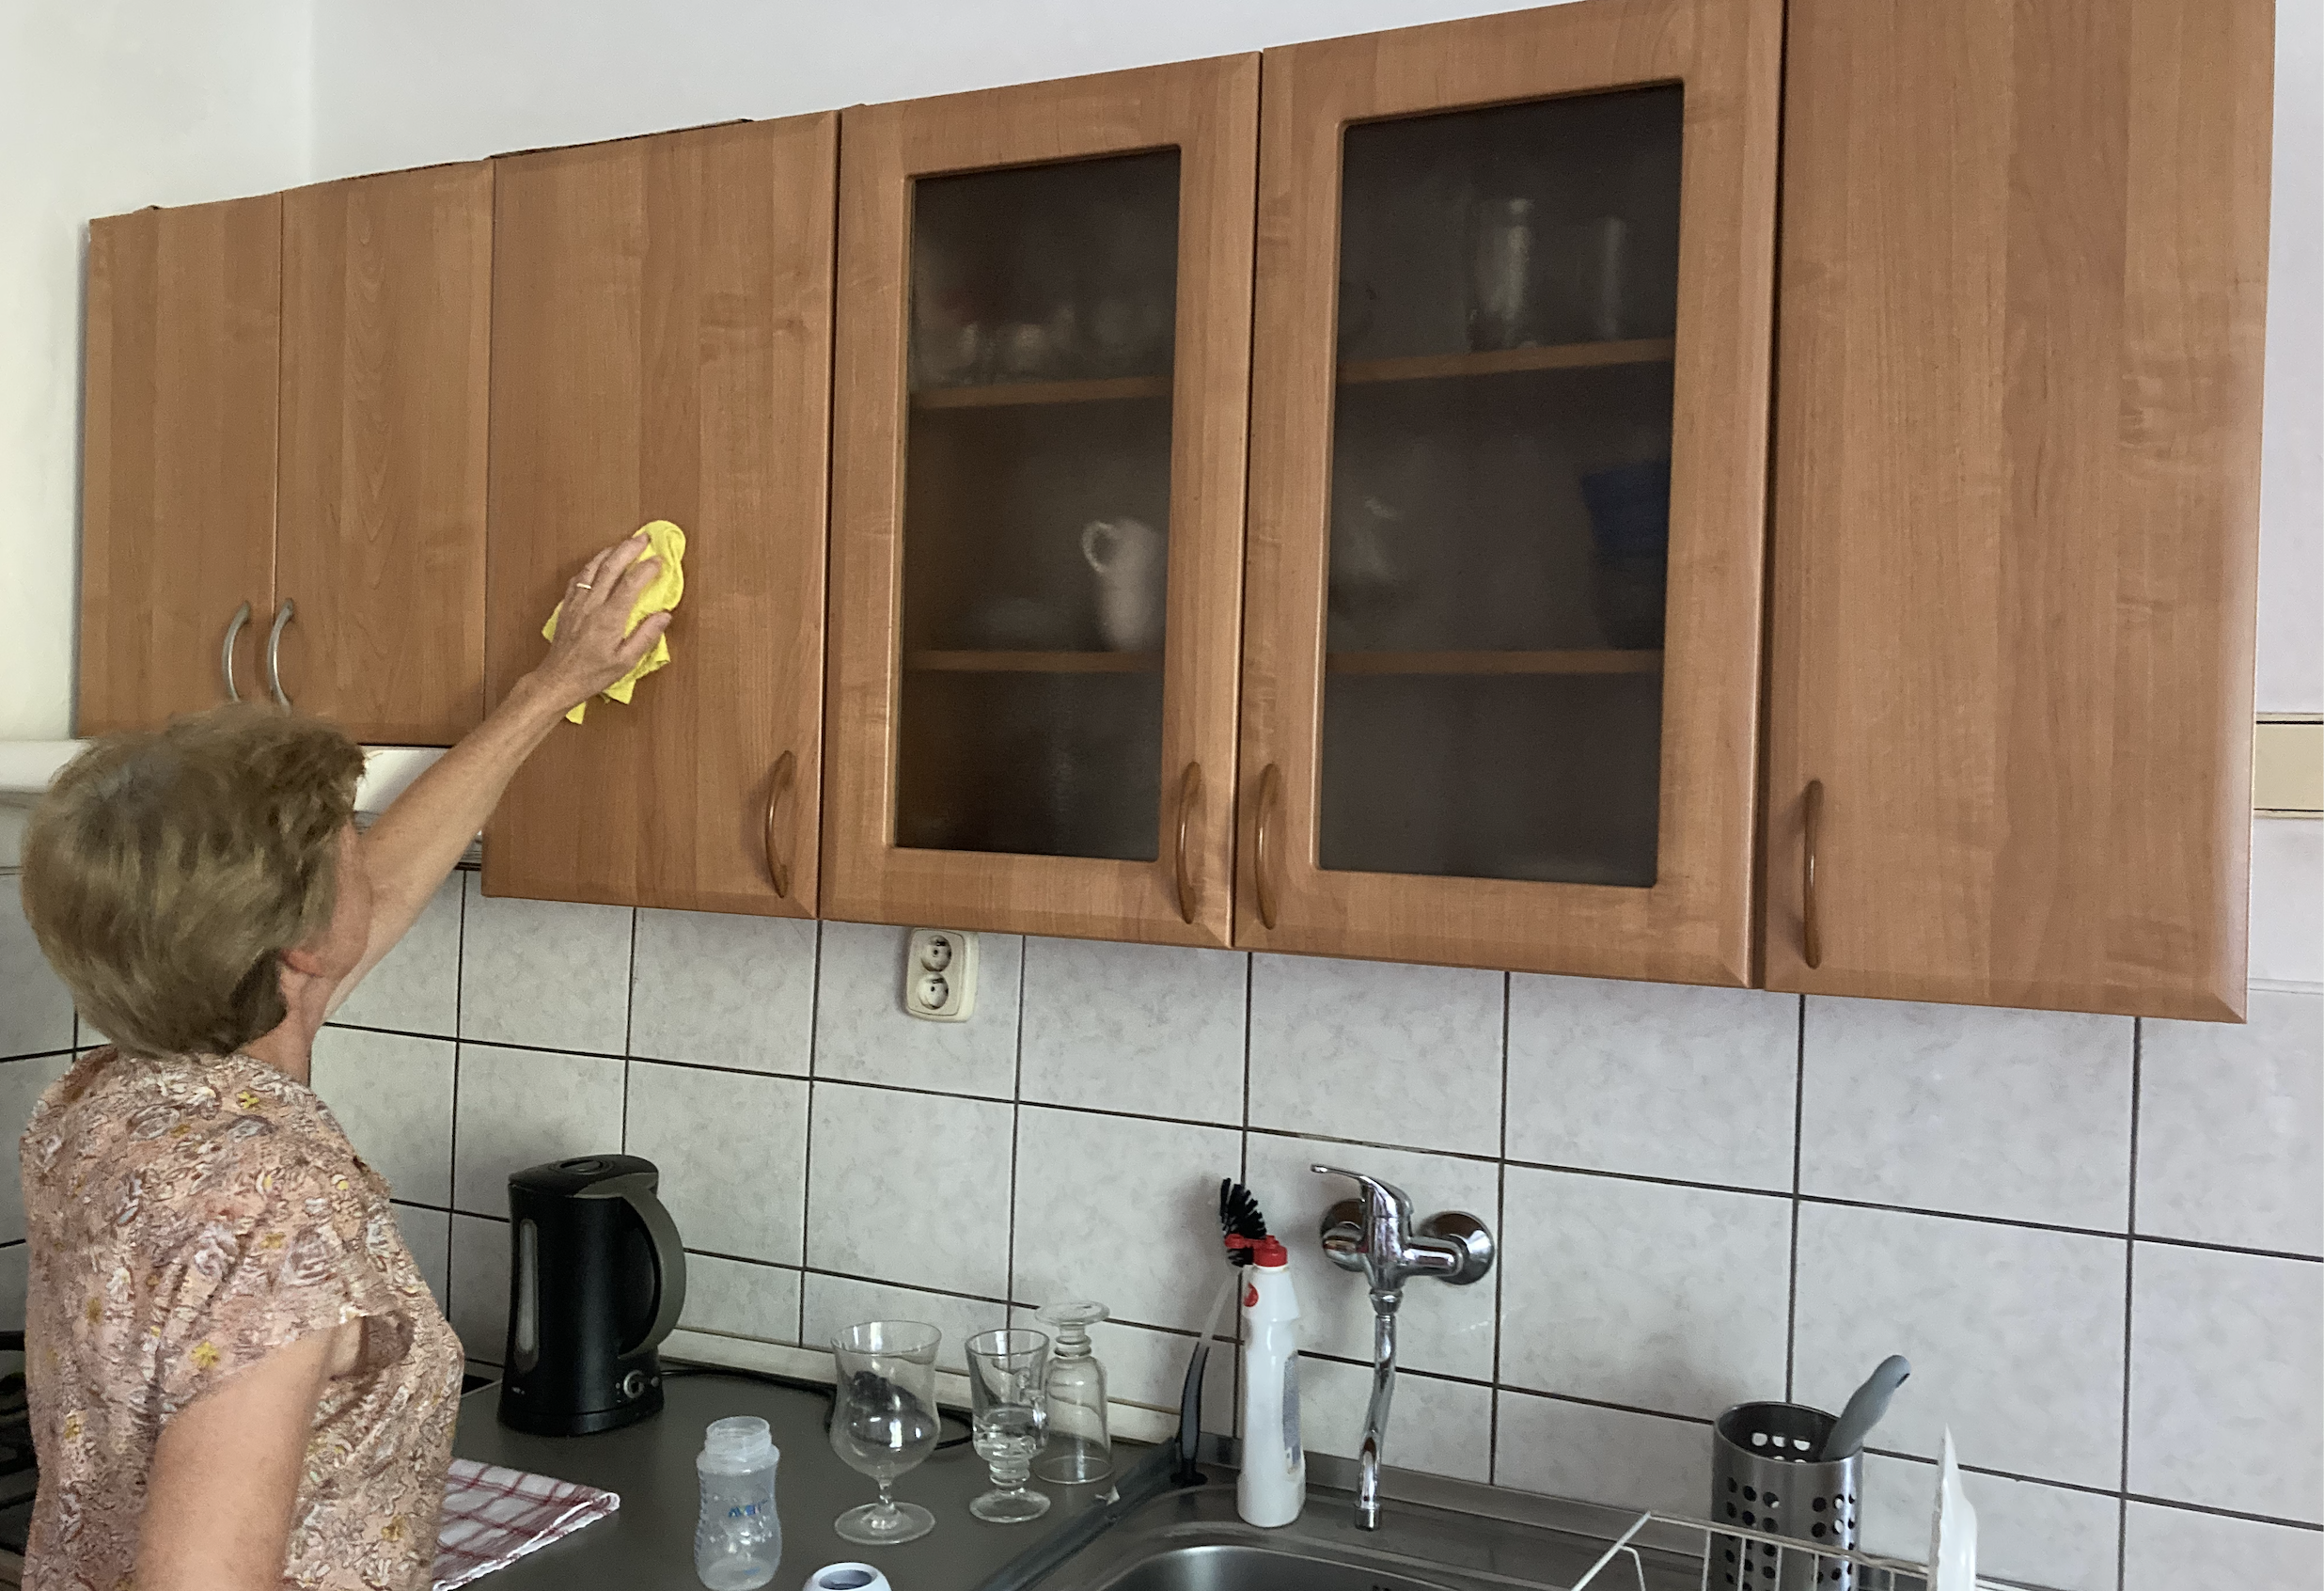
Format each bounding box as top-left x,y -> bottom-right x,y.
542,520 -> 686,724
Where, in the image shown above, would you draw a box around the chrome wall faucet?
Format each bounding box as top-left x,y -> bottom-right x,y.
1311,1164 -> 1495,1531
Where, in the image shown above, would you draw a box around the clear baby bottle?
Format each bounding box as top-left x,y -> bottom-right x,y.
695,1415 -> 781,1590
1033,1300 -> 1112,1485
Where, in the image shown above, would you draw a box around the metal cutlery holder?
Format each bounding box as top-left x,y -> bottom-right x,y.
1712,1402 -> 1861,1590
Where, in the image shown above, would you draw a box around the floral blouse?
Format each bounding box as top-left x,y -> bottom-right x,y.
19,1048 -> 465,1591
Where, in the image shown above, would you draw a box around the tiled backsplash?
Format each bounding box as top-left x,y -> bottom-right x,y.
3,871 -> 2319,1590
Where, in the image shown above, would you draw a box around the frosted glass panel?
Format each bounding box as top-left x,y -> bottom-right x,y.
1320,87 -> 1681,887
894,150 -> 1180,860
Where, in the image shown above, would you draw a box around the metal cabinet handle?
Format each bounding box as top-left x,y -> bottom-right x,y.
1802,779 -> 1824,969
764,750 -> 798,899
220,601 -> 251,703
1172,761 -> 1202,925
1255,763 -> 1282,931
264,599 -> 295,709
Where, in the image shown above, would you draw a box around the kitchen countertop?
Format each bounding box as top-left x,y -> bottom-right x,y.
449,1366 -> 1118,1591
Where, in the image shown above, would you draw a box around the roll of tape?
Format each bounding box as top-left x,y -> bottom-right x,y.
806,1565 -> 892,1591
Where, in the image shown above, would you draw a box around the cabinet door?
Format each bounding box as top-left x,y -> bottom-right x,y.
1237,1 -> 1781,983
484,116 -> 838,916
1763,0 -> 2270,1020
276,163 -> 492,745
80,197 -> 280,734
823,58 -> 1259,946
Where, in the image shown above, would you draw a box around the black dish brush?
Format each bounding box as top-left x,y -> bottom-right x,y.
1219,1178 -> 1269,1266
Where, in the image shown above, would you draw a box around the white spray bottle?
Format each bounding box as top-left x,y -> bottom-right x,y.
1236,1235 -> 1306,1527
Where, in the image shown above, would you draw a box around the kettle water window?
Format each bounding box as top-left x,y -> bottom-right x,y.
1319,87 -> 1683,888
891,150 -> 1181,861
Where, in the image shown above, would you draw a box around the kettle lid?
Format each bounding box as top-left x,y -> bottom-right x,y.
509,1153 -> 661,1199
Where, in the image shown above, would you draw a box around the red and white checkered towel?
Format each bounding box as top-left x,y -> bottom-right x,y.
432,1457 -> 621,1590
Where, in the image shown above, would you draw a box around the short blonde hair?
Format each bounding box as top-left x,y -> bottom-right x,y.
22,706 -> 365,1059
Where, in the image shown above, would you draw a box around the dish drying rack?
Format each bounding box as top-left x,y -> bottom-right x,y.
1566,1509 -> 2012,1591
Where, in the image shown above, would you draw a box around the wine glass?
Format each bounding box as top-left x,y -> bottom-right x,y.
829,1320 -> 943,1545
965,1328 -> 1051,1523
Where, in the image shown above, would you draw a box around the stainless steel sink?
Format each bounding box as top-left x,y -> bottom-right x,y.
1018,1462 -> 1705,1591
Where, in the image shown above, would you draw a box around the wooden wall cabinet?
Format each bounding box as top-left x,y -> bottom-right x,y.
81,168 -> 493,746
1235,0 -> 1783,985
80,197 -> 281,734
483,115 -> 839,917
275,163 -> 494,744
1763,0 -> 2272,1019
822,57 -> 1260,946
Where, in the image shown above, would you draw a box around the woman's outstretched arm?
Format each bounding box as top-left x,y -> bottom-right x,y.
327,533 -> 672,1016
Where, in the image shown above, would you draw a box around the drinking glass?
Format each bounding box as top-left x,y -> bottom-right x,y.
1034,1301 -> 1112,1485
965,1328 -> 1052,1523
829,1321 -> 943,1546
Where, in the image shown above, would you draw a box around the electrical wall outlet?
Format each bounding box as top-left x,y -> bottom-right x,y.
903,929 -> 977,1021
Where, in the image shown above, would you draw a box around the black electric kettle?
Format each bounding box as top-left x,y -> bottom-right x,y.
496,1154 -> 687,1436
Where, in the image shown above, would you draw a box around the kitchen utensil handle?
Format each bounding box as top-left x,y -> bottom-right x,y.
265,599 -> 295,709
605,1173 -> 688,1353
1802,779 -> 1825,969
763,749 -> 798,899
1820,1353 -> 1911,1460
1172,760 -> 1202,925
1255,764 -> 1282,931
221,601 -> 251,703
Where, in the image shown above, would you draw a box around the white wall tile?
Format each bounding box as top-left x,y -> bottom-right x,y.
1495,1393 -> 1707,1514
1800,997 -> 2133,1230
2128,1242 -> 2324,1522
1248,953 -> 1502,1157
815,923 -> 1022,1099
1298,1358 -> 1492,1484
1861,1454 -> 2121,1591
681,1253 -> 802,1344
312,1027 -> 454,1206
629,908 -> 816,1074
1,877 -> 72,1059
449,1044 -> 626,1216
0,1244 -> 24,1327
805,1081 -> 1013,1300
1013,1106 -> 1240,1333
394,1202 -> 451,1313
459,878 -> 632,1054
624,1061 -> 807,1266
1794,1204 -> 2127,1489
2123,1501 -> 2324,1591
2139,989 -> 2324,1255
802,1272 -> 1004,1373
1242,1133 -> 1498,1381
332,872 -> 461,1037
2250,818 -> 2323,989
0,1052 -> 71,1243
1508,976 -> 1798,1191
448,1213 -> 510,1364
1500,1168 -> 1790,1420
1019,937 -> 1245,1124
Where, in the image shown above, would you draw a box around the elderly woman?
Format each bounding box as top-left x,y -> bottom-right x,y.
15,535 -> 669,1591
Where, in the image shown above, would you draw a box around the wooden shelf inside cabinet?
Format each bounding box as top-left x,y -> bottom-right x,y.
909,374 -> 1172,411
1327,650 -> 1664,676
904,650 -> 1162,673
1338,338 -> 1676,386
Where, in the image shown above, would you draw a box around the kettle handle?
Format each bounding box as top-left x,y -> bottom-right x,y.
602,1171 -> 688,1353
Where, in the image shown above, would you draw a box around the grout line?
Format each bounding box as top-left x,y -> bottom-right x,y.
0,1049 -> 76,1066
1490,969 -> 1510,1486
800,921 -> 823,1344
1786,992 -> 1805,1401
2117,1493 -> 2324,1534
1003,937 -> 1026,1329
445,875 -> 468,1323
2120,1015 -> 2143,1576
1510,1388 -> 1714,1426
619,909 -> 638,1153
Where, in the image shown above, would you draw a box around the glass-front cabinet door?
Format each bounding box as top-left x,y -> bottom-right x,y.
1238,0 -> 1781,983
824,58 -> 1259,946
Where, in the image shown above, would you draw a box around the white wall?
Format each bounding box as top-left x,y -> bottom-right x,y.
0,1 -> 314,740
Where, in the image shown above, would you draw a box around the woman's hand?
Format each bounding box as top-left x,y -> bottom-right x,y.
527,533 -> 673,715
